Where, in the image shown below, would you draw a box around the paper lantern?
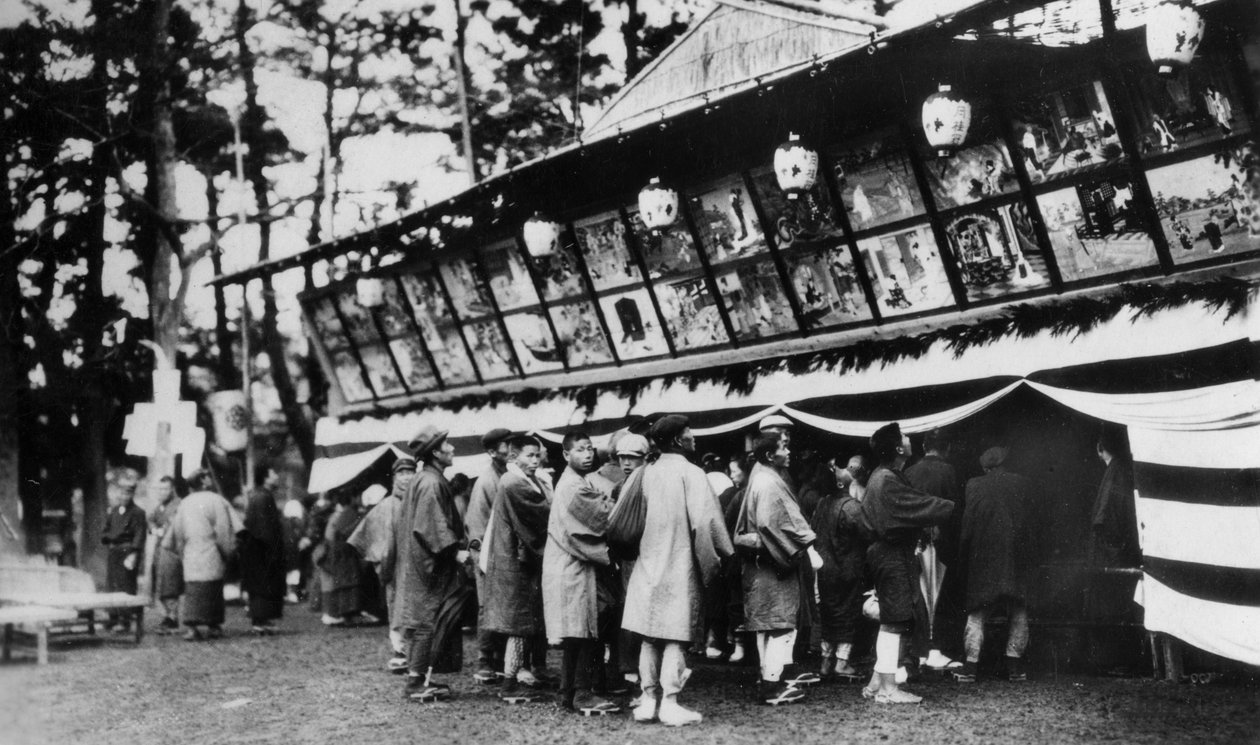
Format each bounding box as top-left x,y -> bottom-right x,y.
922,84 -> 972,157
206,389 -> 249,453
356,276 -> 384,308
638,177 -> 679,231
1146,1 -> 1205,76
774,133 -> 819,200
522,213 -> 562,257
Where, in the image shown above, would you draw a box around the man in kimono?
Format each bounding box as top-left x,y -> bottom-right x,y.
954,446 -> 1033,683
904,429 -> 964,671
611,433 -> 649,690
735,433 -> 823,706
163,470 -> 238,641
466,427 -> 512,683
623,415 -> 734,726
396,425 -> 474,703
349,456 -> 415,672
240,466 -> 287,635
147,476 -> 182,634
102,469 -> 146,633
860,423 -> 953,704
543,432 -> 620,715
1087,426 -> 1142,674
484,435 -> 552,704
811,455 -> 869,681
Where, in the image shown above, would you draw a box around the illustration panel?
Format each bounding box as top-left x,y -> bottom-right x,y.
334,290 -> 380,346
358,344 -> 406,398
1146,150 -> 1260,263
374,279 -> 414,338
480,238 -> 539,312
749,166 -> 847,251
626,207 -> 704,279
1129,52 -> 1250,156
460,319 -> 519,381
925,114 -> 1020,209
438,257 -> 494,319
388,337 -> 439,392
713,261 -> 797,341
528,232 -> 587,302
1036,178 -> 1158,282
573,211 -> 642,291
654,276 -> 731,351
687,174 -> 769,265
548,300 -> 615,368
331,350 -> 373,403
597,288 -> 670,360
829,131 -> 926,231
502,311 -> 565,375
399,270 -> 455,326
1011,80 -> 1125,184
782,242 -> 874,328
855,224 -> 956,318
308,297 -> 348,350
941,202 -> 1053,303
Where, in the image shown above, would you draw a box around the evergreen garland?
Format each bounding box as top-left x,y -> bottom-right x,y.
353,277 -> 1255,418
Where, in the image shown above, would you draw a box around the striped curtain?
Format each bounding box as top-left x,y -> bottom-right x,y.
1131,426 -> 1260,666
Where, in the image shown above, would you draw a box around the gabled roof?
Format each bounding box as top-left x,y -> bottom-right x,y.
584,0 -> 878,138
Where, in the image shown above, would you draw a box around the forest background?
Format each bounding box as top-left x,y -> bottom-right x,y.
0,0 -> 703,574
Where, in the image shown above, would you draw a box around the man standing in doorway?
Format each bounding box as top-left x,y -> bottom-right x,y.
904,429 -> 964,672
623,415 -> 733,726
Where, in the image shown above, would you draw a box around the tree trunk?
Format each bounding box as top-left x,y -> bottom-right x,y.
453,0 -> 478,184
204,168 -> 238,388
621,0 -> 643,81
0,134 -> 25,556
236,0 -> 316,467
144,0 -> 181,367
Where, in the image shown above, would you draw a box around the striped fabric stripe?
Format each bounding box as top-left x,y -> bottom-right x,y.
1132,424 -> 1260,666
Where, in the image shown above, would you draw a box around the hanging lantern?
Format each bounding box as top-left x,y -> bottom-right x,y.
356,276 -> 385,308
773,133 -> 819,200
206,390 -> 249,453
522,212 -> 562,258
638,177 -> 679,232
1146,1 -> 1205,77
922,84 -> 972,157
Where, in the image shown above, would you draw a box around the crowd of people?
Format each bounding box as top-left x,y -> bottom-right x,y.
99,412 -> 1137,726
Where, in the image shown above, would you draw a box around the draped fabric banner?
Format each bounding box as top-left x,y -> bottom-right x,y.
1131,425 -> 1260,666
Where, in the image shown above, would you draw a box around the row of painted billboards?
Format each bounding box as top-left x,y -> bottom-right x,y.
304,52 -> 1260,403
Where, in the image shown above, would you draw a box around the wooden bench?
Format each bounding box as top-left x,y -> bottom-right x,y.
0,604 -> 80,664
0,562 -> 147,644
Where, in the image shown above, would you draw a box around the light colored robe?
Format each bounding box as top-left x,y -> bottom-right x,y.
543,468 -> 613,640
349,495 -> 400,623
393,464 -> 468,632
163,490 -> 238,582
621,453 -> 734,643
483,465 -> 551,636
737,463 -> 816,631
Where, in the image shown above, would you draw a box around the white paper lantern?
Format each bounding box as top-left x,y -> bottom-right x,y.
1146,1 -> 1205,77
922,84 -> 972,157
638,177 -> 680,231
356,276 -> 384,308
522,213 -> 562,257
206,389 -> 249,453
774,133 -> 819,200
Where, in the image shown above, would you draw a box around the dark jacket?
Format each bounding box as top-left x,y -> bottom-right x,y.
960,467 -> 1034,611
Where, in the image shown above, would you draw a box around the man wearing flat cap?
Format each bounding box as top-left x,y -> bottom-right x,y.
349,455 -> 415,672
395,425 -> 473,702
953,446 -> 1034,684
622,414 -> 733,726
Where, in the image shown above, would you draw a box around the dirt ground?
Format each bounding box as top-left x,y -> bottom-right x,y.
2,606 -> 1257,745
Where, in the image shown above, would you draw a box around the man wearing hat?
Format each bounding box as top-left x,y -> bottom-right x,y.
860,423 -> 954,704
350,455 -> 416,672
610,433 -> 649,688
622,415 -> 733,726
953,446 -> 1033,683
395,426 -> 474,702
465,427 -> 513,683
102,468 -> 146,633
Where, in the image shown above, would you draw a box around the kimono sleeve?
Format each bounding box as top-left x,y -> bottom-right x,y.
412,480 -> 461,558
888,475 -> 954,529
